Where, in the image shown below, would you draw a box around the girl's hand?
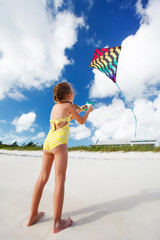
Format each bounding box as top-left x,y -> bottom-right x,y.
80,105 -> 87,112
88,104 -> 93,112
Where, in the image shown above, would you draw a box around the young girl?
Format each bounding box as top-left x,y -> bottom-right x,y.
26,81 -> 93,233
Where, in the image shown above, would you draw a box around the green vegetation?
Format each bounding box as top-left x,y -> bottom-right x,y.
68,144 -> 160,152
1,141 -> 160,152
0,141 -> 43,151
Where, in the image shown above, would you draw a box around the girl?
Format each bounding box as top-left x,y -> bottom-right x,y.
26,81 -> 93,233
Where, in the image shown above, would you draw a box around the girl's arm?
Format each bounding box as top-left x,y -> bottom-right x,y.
70,105 -> 87,121
69,103 -> 93,124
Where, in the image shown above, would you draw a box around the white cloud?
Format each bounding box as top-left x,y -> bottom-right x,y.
133,96 -> 160,140
89,0 -> 160,101
136,0 -> 146,18
0,0 -> 85,100
120,0 -> 133,10
88,95 -> 160,143
83,0 -> 94,10
54,0 -> 63,10
89,69 -> 117,98
88,99 -> 135,143
70,124 -> 91,140
7,90 -> 26,101
30,128 -> 35,133
86,38 -> 102,48
32,131 -> 45,140
0,132 -> 28,145
0,120 -> 7,124
12,112 -> 36,133
0,130 -> 45,145
88,0 -> 94,9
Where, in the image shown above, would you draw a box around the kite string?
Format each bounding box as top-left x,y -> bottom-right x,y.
115,82 -> 137,138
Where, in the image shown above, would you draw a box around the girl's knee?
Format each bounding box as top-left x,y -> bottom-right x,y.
55,174 -> 66,185
38,173 -> 49,186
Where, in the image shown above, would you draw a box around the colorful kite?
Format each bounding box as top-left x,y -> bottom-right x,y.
89,46 -> 137,138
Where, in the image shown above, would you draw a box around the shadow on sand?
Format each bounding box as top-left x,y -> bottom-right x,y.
62,189 -> 160,226
39,189 -> 160,226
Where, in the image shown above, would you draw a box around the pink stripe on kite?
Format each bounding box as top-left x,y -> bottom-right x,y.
101,48 -> 108,52
94,53 -> 99,58
96,49 -> 103,56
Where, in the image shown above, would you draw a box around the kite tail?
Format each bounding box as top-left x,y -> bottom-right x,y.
115,82 -> 137,138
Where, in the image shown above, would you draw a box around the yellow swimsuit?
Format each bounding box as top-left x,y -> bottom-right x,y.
43,115 -> 71,153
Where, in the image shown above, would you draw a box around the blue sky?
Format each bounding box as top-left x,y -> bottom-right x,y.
0,0 -> 160,147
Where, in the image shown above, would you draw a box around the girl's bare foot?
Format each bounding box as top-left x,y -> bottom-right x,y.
53,217 -> 73,233
26,211 -> 45,226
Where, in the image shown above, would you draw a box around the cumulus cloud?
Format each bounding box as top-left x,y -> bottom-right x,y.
70,124 -> 91,140
89,69 -> 117,98
134,96 -> 160,139
88,95 -> 160,144
12,112 -> 36,133
0,0 -> 85,100
0,132 -> 28,145
54,0 -> 63,10
89,0 -> 160,143
88,99 -> 135,143
89,0 -> 94,9
0,120 -> 7,124
0,130 -> 45,145
32,131 -> 45,140
89,0 -> 160,100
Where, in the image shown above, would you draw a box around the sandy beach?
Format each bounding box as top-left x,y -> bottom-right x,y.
0,150 -> 160,240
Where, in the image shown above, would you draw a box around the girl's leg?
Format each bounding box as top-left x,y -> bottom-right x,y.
26,150 -> 54,226
52,144 -> 73,233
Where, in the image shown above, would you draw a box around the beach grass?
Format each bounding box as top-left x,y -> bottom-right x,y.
68,144 -> 160,152
0,141 -> 160,152
0,141 -> 43,151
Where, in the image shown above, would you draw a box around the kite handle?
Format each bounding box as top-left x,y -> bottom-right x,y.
83,102 -> 94,111
115,82 -> 137,138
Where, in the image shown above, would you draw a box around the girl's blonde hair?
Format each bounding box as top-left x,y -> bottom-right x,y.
53,82 -> 81,111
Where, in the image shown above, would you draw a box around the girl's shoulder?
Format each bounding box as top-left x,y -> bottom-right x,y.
53,102 -> 72,109
50,102 -> 73,119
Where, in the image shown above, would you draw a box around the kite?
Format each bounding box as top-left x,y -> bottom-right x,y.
89,46 -> 137,138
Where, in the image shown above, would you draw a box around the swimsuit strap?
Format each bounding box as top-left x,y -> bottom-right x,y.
50,115 -> 71,123
50,115 -> 71,131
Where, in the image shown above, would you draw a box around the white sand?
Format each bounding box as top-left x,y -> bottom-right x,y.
0,150 -> 160,240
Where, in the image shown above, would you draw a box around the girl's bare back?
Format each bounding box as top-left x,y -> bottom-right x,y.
50,103 -> 71,130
